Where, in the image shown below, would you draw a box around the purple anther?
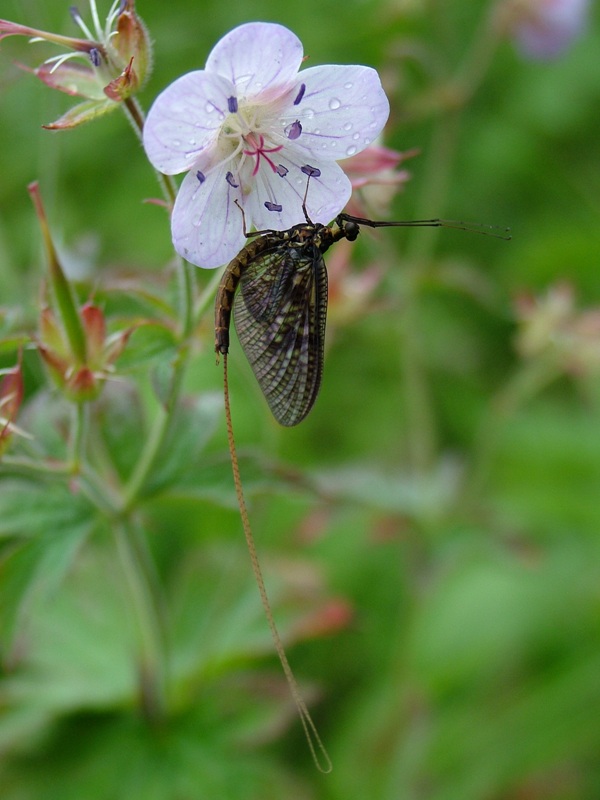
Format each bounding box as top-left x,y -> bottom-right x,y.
89,47 -> 102,67
275,164 -> 289,177
69,5 -> 81,23
265,201 -> 283,212
285,120 -> 302,140
293,83 -> 306,106
196,171 -> 206,184
301,164 -> 321,178
226,171 -> 239,188
227,96 -> 238,113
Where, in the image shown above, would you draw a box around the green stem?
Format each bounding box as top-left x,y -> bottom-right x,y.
193,265 -> 227,324
116,98 -> 195,506
399,112 -> 462,473
119,345 -> 188,512
114,519 -> 167,725
68,402 -> 88,475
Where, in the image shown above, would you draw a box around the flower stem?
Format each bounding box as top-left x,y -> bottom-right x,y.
117,98 -> 195,505
399,111 -> 462,473
113,519 -> 167,725
68,401 -> 88,474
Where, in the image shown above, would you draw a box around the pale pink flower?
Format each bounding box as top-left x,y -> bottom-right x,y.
142,22 -> 390,268
502,0 -> 590,59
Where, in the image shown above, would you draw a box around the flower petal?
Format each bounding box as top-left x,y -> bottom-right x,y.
143,70 -> 234,174
171,166 -> 245,269
205,22 -> 303,103
277,64 -> 390,162
244,155 -> 352,231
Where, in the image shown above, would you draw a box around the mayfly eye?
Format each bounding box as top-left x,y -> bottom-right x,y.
343,221 -> 359,241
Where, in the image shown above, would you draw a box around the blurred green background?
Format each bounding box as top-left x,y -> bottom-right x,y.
1,0 -> 600,798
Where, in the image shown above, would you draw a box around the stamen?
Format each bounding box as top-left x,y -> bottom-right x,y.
89,0 -> 104,40
285,120 -> 302,140
226,171 -> 239,188
293,83 -> 306,106
301,165 -> 321,178
275,164 -> 289,177
265,202 -> 283,212
89,47 -> 102,67
196,171 -> 206,184
227,96 -> 238,113
69,5 -> 95,40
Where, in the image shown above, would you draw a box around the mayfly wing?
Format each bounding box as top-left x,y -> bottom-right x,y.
233,238 -> 328,427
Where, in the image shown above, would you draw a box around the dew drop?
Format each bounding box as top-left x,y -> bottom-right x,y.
346,145 -> 357,156
329,97 -> 341,110
303,107 -> 315,119
343,122 -> 353,131
189,138 -> 197,146
352,132 -> 360,140
344,82 -> 353,90
172,139 -> 181,147
204,102 -> 215,113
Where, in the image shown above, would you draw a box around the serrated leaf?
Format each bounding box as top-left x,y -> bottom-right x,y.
0,711 -> 311,800
142,392 -> 222,496
0,480 -> 95,540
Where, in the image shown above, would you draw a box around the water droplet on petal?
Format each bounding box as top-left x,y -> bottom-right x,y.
204,102 -> 215,113
302,107 -> 315,119
346,145 -> 357,156
352,132 -> 360,140
172,139 -> 181,147
343,122 -> 353,131
189,138 -> 197,146
344,82 -> 353,90
329,98 -> 341,110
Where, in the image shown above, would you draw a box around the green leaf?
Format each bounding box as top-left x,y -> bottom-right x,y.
0,711 -> 311,800
114,322 -> 178,371
0,480 -> 95,540
0,480 -> 95,664
142,392 -> 222,496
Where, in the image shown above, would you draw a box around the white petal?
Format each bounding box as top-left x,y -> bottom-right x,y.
143,71 -> 234,174
205,22 -> 303,103
278,64 -> 390,162
171,167 -> 246,269
244,155 -> 352,231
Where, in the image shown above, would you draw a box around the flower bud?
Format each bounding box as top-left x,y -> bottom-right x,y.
0,358 -> 28,457
30,182 -> 132,402
0,0 -> 152,129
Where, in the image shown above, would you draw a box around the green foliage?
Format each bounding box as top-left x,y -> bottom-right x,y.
2,1 -> 600,798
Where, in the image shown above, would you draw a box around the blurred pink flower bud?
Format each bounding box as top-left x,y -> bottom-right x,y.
0,357 -> 29,457
499,0 -> 590,60
515,283 -> 600,375
342,144 -> 416,218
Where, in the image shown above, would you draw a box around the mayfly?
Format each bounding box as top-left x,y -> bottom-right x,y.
213,165 -> 509,771
215,165 -> 510,426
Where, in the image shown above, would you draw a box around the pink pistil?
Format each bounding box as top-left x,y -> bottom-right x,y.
242,133 -> 283,176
